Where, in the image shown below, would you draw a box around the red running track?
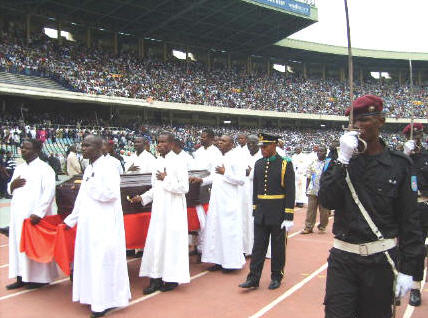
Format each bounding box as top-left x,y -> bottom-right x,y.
0,207 -> 427,318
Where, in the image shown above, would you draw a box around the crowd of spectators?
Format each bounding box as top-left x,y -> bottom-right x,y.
0,30 -> 426,118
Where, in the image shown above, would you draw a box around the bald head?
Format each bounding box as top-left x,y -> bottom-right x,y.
219,135 -> 234,154
82,135 -> 103,162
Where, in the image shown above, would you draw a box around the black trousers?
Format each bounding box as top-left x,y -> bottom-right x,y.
414,201 -> 428,282
414,227 -> 427,282
249,221 -> 286,281
325,248 -> 396,318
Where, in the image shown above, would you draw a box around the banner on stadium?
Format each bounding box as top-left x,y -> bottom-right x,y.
251,0 -> 311,17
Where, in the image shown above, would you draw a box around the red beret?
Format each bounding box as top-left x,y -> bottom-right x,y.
345,95 -> 383,117
402,123 -> 424,135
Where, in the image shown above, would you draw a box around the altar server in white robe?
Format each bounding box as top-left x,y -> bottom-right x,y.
125,137 -> 156,173
7,139 -> 58,290
242,135 -> 262,256
292,146 -> 307,207
191,129 -> 222,252
64,135 -> 130,317
102,140 -> 124,175
130,132 -> 189,294
191,135 -> 245,271
172,138 -> 196,171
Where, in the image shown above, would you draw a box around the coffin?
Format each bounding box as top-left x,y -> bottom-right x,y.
56,170 -> 210,215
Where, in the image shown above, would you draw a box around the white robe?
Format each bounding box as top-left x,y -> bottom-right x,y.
64,156 -> 131,312
201,150 -> 246,269
8,158 -> 58,283
139,151 -> 190,284
176,149 -> 196,171
243,151 -> 262,255
124,150 -> 156,174
105,153 -> 124,175
292,152 -> 308,205
192,144 -> 222,250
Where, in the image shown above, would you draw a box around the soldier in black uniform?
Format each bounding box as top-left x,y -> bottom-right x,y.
402,122 -> 428,306
319,95 -> 425,318
239,133 -> 295,290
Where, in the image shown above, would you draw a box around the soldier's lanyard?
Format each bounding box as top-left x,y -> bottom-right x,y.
344,168 -> 399,316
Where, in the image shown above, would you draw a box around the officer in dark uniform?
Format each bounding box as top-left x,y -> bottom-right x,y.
402,122 -> 428,306
239,133 -> 295,290
319,95 -> 425,318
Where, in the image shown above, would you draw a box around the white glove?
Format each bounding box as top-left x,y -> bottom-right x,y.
281,220 -> 294,232
395,272 -> 413,298
403,140 -> 415,156
338,131 -> 359,164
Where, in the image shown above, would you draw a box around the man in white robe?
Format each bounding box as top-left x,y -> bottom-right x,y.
131,132 -> 190,294
191,135 -> 245,271
243,135 -> 262,256
102,140 -> 124,175
125,137 -> 156,174
292,146 -> 307,207
7,139 -> 58,290
191,129 -> 222,254
172,138 -> 196,171
64,135 -> 130,317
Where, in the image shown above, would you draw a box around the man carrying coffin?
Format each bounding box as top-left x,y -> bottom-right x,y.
191,135 -> 246,272
240,133 -> 295,290
64,135 -> 130,317
7,139 -> 58,290
130,132 -> 190,294
125,137 -> 156,173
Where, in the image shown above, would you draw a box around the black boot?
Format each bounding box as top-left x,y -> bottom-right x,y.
143,278 -> 162,295
160,282 -> 178,292
239,274 -> 259,288
409,289 -> 421,306
6,276 -> 25,290
268,279 -> 281,290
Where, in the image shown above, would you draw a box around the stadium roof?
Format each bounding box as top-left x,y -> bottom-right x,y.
0,0 -> 317,54
266,38 -> 428,69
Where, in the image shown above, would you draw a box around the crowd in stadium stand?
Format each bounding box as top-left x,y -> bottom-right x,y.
0,30 -> 426,118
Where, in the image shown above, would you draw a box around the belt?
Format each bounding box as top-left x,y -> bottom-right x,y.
257,194 -> 285,200
333,238 -> 397,256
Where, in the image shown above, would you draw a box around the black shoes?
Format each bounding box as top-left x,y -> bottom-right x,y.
160,282 -> 178,292
239,278 -> 259,289
143,279 -> 179,294
0,226 -> 9,237
268,279 -> 281,290
143,278 -> 162,295
409,289 -> 421,306
90,308 -> 114,318
207,264 -> 222,272
26,282 -> 48,289
6,277 -> 25,290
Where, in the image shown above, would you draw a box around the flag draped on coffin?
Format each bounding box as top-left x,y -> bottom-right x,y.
19,204 -> 207,275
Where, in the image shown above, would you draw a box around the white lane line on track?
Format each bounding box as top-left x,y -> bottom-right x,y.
0,244 -> 8,248
108,270 -> 209,315
0,258 -> 140,301
0,264 -> 8,269
402,268 -> 427,318
249,262 -> 328,318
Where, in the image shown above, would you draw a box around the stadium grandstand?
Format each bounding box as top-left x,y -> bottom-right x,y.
0,0 -> 426,157
0,1 -> 427,318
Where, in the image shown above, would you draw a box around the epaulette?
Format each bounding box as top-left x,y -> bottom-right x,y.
389,150 -> 414,165
281,156 -> 292,162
